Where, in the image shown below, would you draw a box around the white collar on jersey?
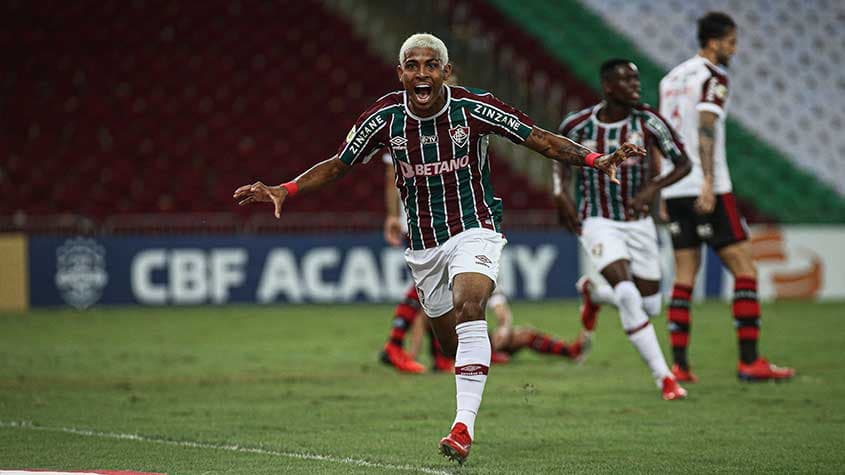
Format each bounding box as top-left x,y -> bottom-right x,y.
694,54 -> 729,75
591,101 -> 632,127
403,84 -> 452,121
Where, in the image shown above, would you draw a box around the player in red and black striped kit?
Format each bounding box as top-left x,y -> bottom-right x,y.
659,12 -> 794,382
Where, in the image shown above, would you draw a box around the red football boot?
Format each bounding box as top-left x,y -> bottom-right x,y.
661,376 -> 688,400
575,276 -> 600,332
439,422 -> 472,465
491,351 -> 511,365
380,343 -> 425,374
570,331 -> 593,364
737,358 -> 795,382
671,363 -> 699,383
432,354 -> 455,373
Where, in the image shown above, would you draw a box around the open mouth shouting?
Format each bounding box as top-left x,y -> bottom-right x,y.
413,83 -> 433,105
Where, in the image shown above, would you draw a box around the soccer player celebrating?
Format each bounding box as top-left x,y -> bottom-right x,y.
659,12 -> 795,382
234,33 -> 643,464
557,59 -> 692,400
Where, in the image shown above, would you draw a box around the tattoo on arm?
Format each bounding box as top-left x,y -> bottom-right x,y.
526,127 -> 591,166
698,112 -> 718,183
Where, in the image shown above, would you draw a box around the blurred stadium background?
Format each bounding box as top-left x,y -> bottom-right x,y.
2,0 -> 844,309
1,0 -> 844,473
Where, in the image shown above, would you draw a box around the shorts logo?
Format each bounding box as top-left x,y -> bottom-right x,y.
696,224 -> 714,239
390,136 -> 407,150
475,255 -> 492,268
420,135 -> 438,145
591,243 -> 603,258
55,238 -> 109,309
668,222 -> 681,236
449,126 -> 469,148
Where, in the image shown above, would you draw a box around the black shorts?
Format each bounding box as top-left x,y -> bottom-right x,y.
665,192 -> 748,250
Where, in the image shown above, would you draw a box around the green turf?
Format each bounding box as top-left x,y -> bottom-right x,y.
1,301 -> 844,474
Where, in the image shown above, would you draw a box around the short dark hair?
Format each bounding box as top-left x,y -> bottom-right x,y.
599,58 -> 633,80
697,12 -> 736,48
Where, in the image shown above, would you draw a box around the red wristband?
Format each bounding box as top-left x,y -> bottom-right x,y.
282,181 -> 299,197
584,152 -> 602,168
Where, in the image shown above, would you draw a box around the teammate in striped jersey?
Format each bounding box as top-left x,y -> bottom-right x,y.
234,33 -> 644,465
659,12 -> 794,382
556,59 -> 692,400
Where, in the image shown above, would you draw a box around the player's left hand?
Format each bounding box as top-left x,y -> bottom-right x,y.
233,181 -> 287,218
627,184 -> 658,219
594,143 -> 646,184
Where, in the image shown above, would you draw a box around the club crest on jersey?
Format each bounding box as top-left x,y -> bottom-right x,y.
449,125 -> 469,148
390,136 -> 407,150
626,131 -> 643,146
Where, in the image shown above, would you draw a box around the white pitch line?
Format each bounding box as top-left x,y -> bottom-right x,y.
0,421 -> 454,475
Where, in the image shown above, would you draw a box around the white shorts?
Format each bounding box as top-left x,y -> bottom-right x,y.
579,216 -> 661,281
404,227 -> 507,318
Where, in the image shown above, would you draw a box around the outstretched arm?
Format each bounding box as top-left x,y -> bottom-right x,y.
233,156 -> 350,218
523,126 -> 645,183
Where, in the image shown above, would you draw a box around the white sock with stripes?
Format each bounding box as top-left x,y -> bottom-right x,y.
615,281 -> 671,384
452,320 -> 490,440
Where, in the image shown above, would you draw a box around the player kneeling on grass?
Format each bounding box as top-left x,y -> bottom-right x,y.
556,59 -> 692,401
234,33 -> 643,465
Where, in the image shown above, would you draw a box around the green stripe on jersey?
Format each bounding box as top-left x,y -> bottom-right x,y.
420,119 -> 449,244
629,115 -> 641,205
606,126 -> 621,220
583,121 -> 599,218
449,106 -> 476,230
478,138 -> 503,231
391,111 -> 423,250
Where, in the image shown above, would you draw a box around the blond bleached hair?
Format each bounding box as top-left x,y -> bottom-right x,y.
398,33 -> 449,66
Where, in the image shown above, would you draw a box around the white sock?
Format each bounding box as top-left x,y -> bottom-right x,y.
628,323 -> 673,385
453,320 -> 490,440
591,282 -> 617,305
642,293 -> 662,317
614,281 -> 671,384
595,282 -> 663,318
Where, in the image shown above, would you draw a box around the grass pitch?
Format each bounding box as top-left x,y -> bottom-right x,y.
1,300 -> 843,474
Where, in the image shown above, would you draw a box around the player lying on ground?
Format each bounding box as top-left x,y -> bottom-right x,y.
234,33 -> 643,465
487,287 -> 590,362
659,12 -> 794,382
557,58 -> 692,400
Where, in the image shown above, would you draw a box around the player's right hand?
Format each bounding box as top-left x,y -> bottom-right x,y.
555,195 -> 582,236
596,143 -> 646,184
233,181 -> 287,218
694,182 -> 716,215
384,216 -> 403,246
